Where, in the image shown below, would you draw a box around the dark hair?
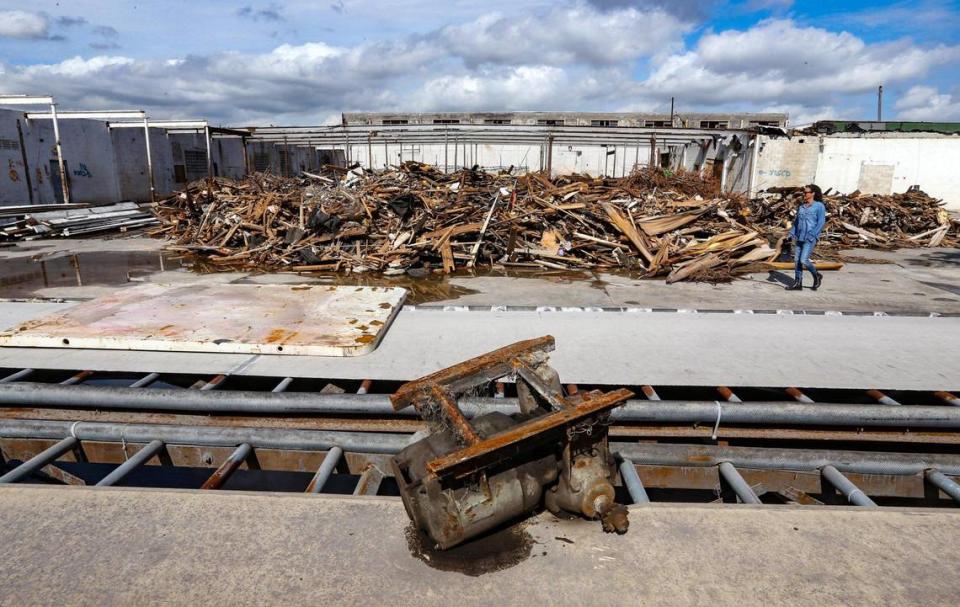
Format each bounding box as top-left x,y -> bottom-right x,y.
804,184 -> 823,202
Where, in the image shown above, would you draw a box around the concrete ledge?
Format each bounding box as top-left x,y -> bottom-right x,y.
1,485 -> 958,606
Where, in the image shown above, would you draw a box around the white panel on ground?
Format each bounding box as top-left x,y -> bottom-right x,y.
0,284 -> 406,356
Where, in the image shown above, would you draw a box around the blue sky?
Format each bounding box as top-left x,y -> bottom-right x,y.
0,0 -> 958,125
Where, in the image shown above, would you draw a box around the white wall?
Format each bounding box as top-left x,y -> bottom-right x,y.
112,127 -> 177,201
351,141 -> 655,177
817,136 -> 960,209
751,136 -> 821,193
751,133 -> 960,210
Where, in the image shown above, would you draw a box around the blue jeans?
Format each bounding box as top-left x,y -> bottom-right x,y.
794,240 -> 817,280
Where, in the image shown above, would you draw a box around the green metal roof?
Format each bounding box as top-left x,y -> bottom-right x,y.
812,120 -> 960,134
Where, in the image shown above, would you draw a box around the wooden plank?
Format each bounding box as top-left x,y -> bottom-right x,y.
600,202 -> 654,264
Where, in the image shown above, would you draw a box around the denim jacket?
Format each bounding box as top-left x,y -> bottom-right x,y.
790,200 -> 826,243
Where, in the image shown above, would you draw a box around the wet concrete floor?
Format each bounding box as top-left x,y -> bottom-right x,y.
1,236 -> 960,313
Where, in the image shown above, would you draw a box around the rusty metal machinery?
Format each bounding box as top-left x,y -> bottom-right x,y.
390,335 -> 634,549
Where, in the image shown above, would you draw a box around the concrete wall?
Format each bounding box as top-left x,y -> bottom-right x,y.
111,127 -> 177,201
751,136 -> 821,193
349,141 -> 658,177
245,141 -> 318,177
169,133 -> 241,183
0,109 -> 39,205
751,133 -> 960,210
1,109 -> 206,206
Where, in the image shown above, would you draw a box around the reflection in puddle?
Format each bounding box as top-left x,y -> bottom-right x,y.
0,250 -> 185,298
0,244 -> 632,305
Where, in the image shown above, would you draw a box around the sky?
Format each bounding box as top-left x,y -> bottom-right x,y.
0,0 -> 958,126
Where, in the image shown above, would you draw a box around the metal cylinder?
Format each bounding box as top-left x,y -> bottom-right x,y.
306,446 -> 342,493
618,458 -> 649,504
821,465 -> 877,507
0,369 -> 33,384
96,440 -> 164,487
0,419 -> 408,454
0,436 -> 77,484
615,442 -> 960,476
201,443 -> 252,490
718,462 -> 761,504
5,384 -> 960,428
925,469 -> 960,504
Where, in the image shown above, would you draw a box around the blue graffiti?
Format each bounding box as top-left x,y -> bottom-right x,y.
758,169 -> 791,177
73,163 -> 93,178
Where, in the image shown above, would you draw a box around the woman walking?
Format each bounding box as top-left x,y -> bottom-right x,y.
785,184 -> 826,290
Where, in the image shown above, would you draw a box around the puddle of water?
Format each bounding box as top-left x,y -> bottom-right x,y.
405,521 -> 534,576
0,250 -> 185,298
0,244 -> 632,305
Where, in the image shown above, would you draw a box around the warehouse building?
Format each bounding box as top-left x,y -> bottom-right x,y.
2,99 -> 958,210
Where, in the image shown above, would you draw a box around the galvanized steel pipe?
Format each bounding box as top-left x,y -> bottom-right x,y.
96,440 -> 164,487
718,462 -> 761,504
306,446 -> 343,494
821,465 -> 877,507
5,383 -> 960,428
201,443 -> 252,490
618,457 -> 650,504
615,442 -> 960,476
0,436 -> 77,484
0,419 -> 408,454
925,469 -> 960,504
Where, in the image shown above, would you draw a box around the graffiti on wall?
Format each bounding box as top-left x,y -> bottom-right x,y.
757,169 -> 792,177
7,159 -> 19,182
72,163 -> 92,178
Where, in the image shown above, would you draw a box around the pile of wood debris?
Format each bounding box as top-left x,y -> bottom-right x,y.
151,163 -> 957,282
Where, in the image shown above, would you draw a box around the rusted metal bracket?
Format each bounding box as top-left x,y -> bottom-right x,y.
391,335 -> 633,483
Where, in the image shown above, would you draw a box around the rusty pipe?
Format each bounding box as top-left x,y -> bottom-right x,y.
201,443 -> 252,490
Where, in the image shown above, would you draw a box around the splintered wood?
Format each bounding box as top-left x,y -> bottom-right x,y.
151,164 -> 959,283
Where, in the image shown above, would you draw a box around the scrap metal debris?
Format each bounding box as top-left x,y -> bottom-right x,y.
150,163 -> 958,282
1,202 -> 157,241
390,335 -> 633,550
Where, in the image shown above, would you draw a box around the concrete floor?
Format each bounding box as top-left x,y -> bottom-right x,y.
0,237 -> 958,389
1,485 -> 958,606
2,237 -> 960,315
0,304 -> 957,390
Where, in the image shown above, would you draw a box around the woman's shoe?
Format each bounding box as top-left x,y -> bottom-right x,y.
812,272 -> 823,290
785,279 -> 802,290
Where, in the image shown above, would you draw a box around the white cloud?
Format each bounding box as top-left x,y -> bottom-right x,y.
641,20 -> 960,108
0,8 -> 957,126
895,85 -> 960,121
0,10 -> 50,39
438,5 -> 690,67
760,104 -> 836,127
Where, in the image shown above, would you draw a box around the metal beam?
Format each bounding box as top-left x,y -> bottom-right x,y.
0,95 -> 55,105
28,110 -> 145,121
95,440 -> 164,487
109,120 -> 208,130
